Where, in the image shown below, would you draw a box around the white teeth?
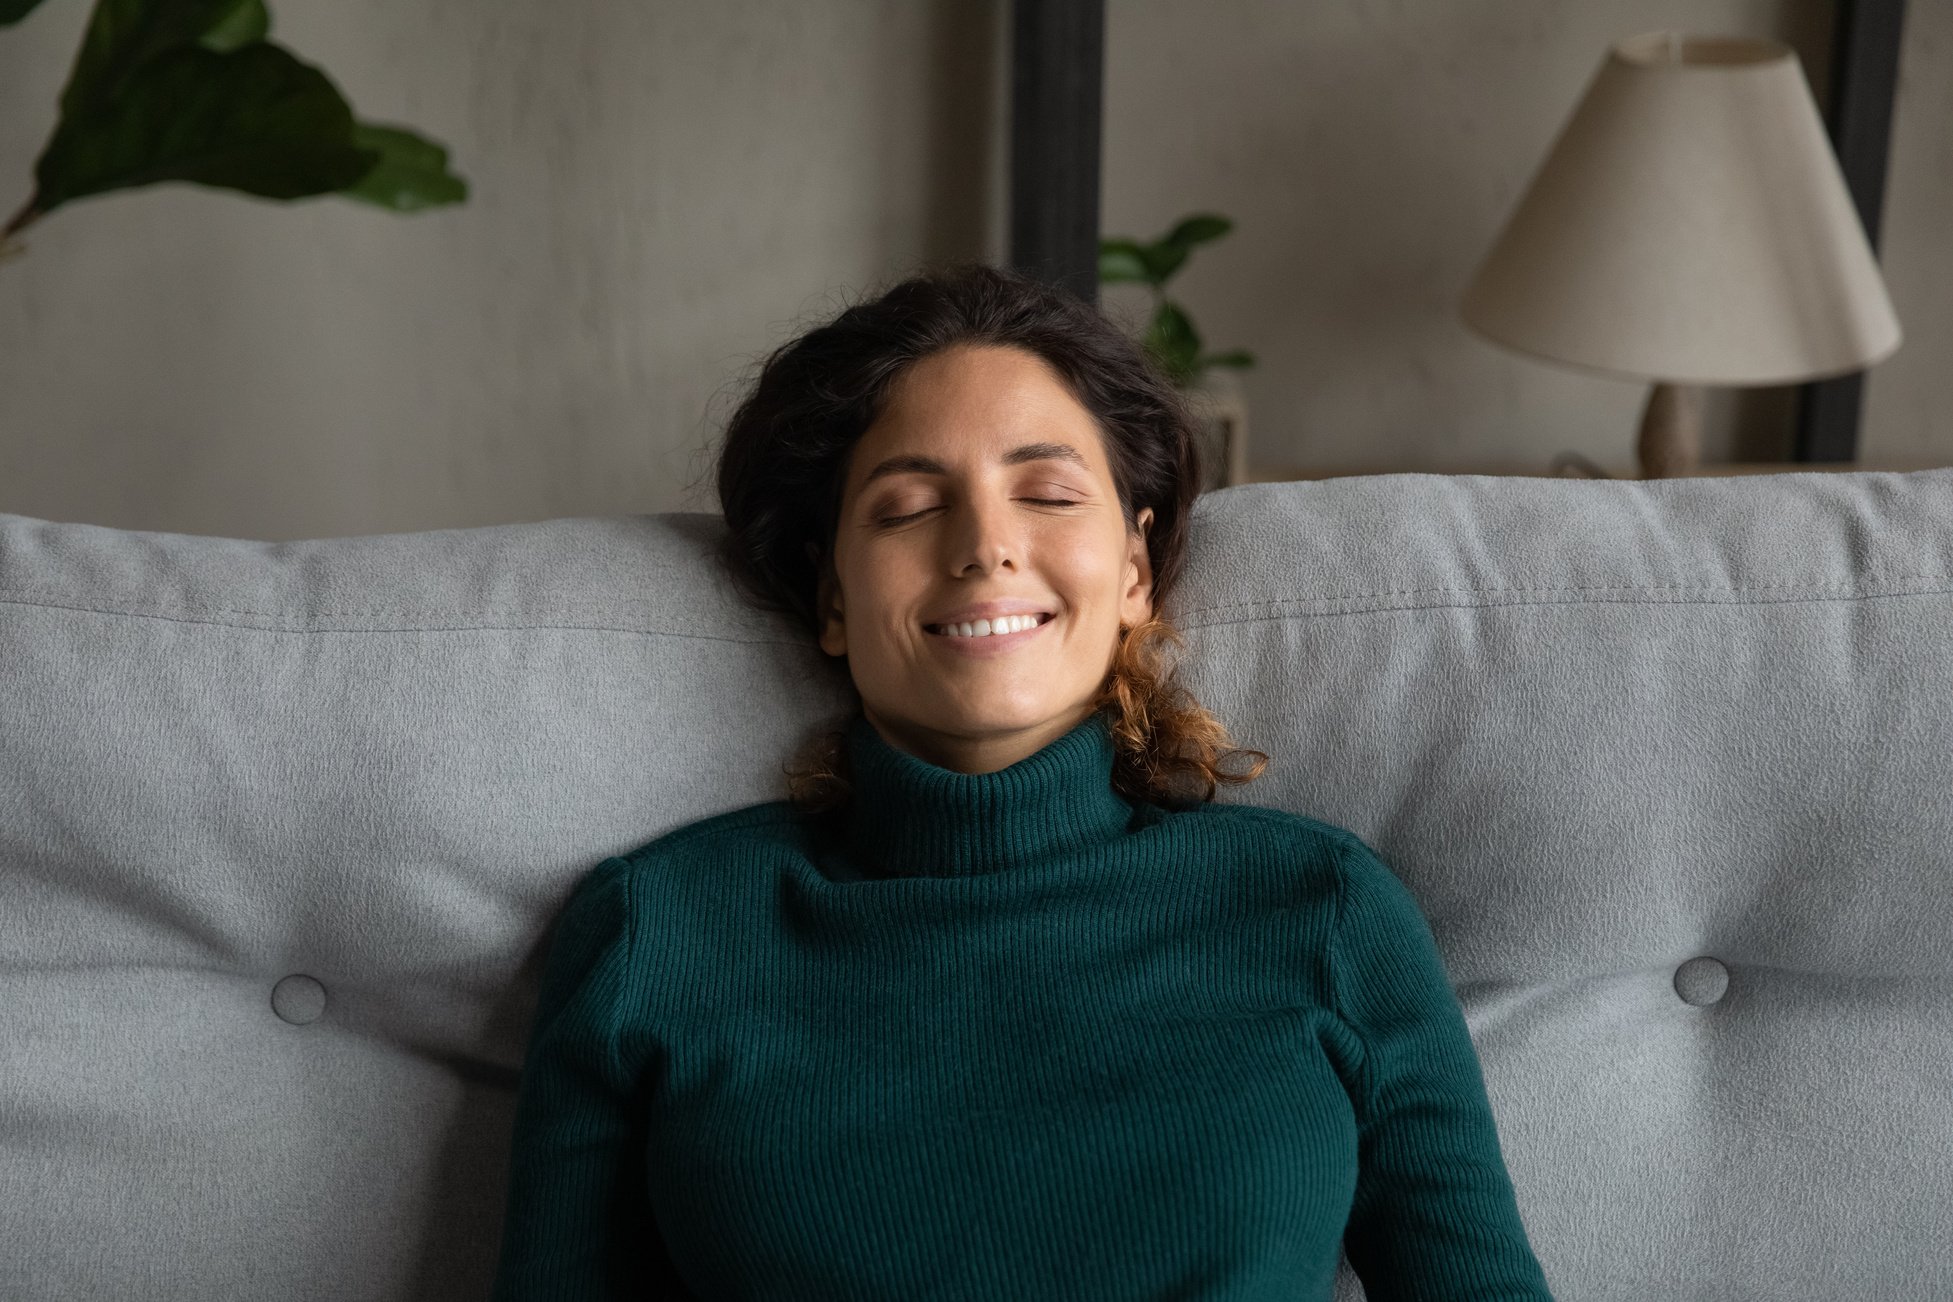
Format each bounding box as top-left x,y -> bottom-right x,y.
930,613 -> 1045,638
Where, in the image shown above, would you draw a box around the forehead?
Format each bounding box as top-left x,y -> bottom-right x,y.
848,345 -> 1109,488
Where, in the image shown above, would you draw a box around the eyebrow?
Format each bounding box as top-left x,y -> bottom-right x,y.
861,441 -> 1087,485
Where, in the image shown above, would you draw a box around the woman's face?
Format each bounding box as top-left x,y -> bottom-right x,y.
816,343 -> 1154,774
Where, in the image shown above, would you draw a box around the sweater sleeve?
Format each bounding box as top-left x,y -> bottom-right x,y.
490,855 -> 692,1301
1329,834 -> 1557,1301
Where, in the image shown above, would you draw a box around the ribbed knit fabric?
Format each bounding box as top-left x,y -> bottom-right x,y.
490,709 -> 1557,1300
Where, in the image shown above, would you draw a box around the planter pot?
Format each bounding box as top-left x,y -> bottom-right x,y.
1181,369 -> 1250,492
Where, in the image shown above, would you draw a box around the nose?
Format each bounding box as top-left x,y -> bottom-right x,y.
950,495 -> 1019,576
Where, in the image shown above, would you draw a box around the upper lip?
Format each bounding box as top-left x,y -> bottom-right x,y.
922,601 -> 1055,628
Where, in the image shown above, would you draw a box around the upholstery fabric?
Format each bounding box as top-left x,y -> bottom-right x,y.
2,469 -> 1949,1300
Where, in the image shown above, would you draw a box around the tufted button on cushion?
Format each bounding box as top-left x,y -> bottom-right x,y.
271,974 -> 328,1026
1672,956 -> 1729,1007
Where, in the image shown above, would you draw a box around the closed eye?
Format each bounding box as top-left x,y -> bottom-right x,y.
876,499 -> 1081,527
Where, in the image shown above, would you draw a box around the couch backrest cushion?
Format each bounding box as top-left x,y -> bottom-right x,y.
2,469 -> 1949,1301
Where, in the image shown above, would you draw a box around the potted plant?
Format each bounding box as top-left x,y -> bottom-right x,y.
0,0 -> 466,264
1100,213 -> 1255,491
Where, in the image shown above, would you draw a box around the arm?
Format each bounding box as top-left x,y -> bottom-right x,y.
1329,834 -> 1557,1301
490,855 -> 692,1301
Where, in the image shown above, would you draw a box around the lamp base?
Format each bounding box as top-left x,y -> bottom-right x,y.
1637,382 -> 1703,479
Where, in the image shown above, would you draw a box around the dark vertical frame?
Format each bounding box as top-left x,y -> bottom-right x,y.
1008,0 -> 1105,303
1793,0 -> 1906,462
1005,2 -> 1906,452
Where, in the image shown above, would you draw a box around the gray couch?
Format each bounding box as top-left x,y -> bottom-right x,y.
3,469 -> 1950,1301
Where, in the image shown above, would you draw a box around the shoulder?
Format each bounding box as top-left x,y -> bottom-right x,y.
610,798 -> 811,875
1165,797 -> 1362,863
1137,798 -> 1366,909
568,801 -> 810,936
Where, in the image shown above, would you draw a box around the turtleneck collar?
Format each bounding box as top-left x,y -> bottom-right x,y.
838,709 -> 1135,878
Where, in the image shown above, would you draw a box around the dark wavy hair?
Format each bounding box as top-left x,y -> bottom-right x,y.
712,260 -> 1268,811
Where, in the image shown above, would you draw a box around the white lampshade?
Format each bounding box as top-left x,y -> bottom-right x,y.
1461,31 -> 1901,386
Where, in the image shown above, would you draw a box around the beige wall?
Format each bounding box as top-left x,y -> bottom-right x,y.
1100,0 -> 1946,477
0,1 -> 1944,541
0,0 -> 1004,539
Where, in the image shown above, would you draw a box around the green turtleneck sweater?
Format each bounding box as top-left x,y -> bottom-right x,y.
490,710 -> 1556,1301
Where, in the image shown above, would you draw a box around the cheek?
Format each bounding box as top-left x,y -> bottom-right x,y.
1044,527 -> 1128,603
842,553 -> 928,654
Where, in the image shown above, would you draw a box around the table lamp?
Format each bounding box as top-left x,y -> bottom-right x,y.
1460,30 -> 1902,479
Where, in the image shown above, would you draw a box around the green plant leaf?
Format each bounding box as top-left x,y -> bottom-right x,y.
1,0 -> 51,26
199,0 -> 268,52
1197,348 -> 1255,370
55,0 -> 246,121
1144,299 -> 1202,387
1138,239 -> 1189,285
339,122 -> 467,211
1098,238 -> 1153,285
33,42 -> 379,215
1131,212 -> 1236,289
1163,212 -> 1231,249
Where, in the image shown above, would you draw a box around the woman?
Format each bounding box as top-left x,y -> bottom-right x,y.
491,262 -> 1556,1300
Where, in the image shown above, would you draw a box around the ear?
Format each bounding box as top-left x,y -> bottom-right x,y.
1122,507 -> 1155,627
813,548 -> 847,658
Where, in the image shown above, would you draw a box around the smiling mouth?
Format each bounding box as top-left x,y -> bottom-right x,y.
923,612 -> 1055,637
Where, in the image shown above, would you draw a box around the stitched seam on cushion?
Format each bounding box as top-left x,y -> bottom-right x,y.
0,594 -> 808,642
2,577 -> 1948,633
1186,574 -> 1953,611
1176,582 -> 1953,627
4,575 -> 1950,615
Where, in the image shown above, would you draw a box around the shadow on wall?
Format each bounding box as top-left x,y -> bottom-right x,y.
918,0 -> 999,269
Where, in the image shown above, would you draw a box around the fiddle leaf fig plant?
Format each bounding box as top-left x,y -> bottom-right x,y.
1099,212 -> 1255,388
0,0 -> 466,264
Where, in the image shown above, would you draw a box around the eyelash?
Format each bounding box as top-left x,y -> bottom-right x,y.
877,499 -> 1080,527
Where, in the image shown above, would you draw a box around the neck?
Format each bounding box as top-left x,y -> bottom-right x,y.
838,709 -> 1134,878
861,706 -> 1091,775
